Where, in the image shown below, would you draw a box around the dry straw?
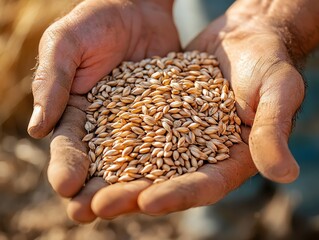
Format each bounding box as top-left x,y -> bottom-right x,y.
83,51 -> 242,184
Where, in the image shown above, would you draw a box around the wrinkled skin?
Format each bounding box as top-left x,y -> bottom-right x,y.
28,0 -> 304,223
187,6 -> 304,184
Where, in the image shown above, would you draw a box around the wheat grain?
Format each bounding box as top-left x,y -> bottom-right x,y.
84,51 -> 242,184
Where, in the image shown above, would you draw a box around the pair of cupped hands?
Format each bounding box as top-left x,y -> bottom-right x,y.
27,0 -> 304,223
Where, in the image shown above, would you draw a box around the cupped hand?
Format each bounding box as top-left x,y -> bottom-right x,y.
28,0 -> 180,222
187,3 -> 305,184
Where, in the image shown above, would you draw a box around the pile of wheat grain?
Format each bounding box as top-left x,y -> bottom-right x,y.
83,51 -> 242,184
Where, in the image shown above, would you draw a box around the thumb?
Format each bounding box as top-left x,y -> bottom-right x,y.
249,64 -> 305,183
27,23 -> 80,139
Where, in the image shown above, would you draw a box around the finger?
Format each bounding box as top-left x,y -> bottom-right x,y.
67,177 -> 107,223
91,179 -> 152,219
48,99 -> 90,198
185,33 -> 207,53
28,21 -> 81,139
138,136 -> 257,215
249,63 -> 305,183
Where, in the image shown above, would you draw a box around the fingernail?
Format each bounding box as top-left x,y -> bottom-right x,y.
28,105 -> 43,133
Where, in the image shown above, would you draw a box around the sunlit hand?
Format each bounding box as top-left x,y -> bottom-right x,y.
187,2 -> 305,184
27,0 -> 180,222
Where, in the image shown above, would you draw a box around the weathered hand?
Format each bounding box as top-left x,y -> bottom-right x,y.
187,2 -> 305,183
28,0 -> 180,222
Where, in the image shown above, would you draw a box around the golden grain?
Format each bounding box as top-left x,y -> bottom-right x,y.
84,51 -> 242,184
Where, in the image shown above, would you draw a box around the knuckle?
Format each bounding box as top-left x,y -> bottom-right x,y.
42,20 -> 68,44
249,127 -> 262,147
41,17 -> 81,52
31,67 -> 48,98
32,64 -> 71,98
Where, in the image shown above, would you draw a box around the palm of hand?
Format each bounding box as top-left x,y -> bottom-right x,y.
219,29 -> 304,182
188,17 -> 304,182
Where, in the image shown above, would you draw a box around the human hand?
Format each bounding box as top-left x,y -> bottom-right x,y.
27,0 -> 180,222
187,1 -> 305,184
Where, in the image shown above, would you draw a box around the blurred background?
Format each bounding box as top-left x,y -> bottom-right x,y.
0,0 -> 318,239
